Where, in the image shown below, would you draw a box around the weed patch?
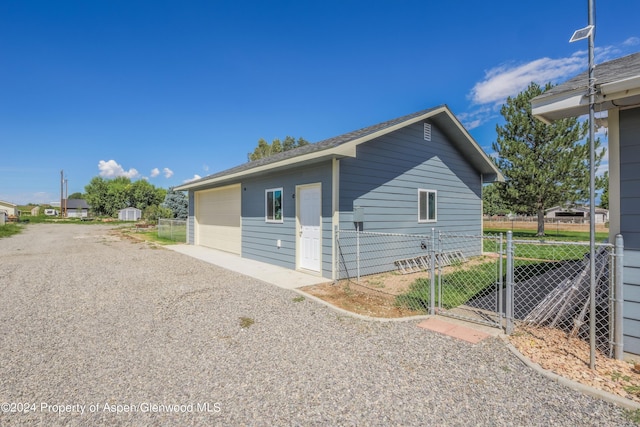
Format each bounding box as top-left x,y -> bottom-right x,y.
239,317 -> 255,329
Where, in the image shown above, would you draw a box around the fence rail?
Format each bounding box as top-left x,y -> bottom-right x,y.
335,228 -> 623,362
158,219 -> 187,242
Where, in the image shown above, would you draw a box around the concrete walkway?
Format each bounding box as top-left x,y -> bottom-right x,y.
166,244 -> 331,289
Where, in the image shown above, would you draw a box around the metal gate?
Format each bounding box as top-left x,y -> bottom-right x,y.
434,233 -> 504,328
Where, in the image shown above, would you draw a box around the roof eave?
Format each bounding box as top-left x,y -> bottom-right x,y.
532,89 -> 589,123
532,74 -> 640,123
174,148 -> 357,191
176,105 -> 504,190
430,109 -> 504,182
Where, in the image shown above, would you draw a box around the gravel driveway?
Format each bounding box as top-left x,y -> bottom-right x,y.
0,224 -> 635,426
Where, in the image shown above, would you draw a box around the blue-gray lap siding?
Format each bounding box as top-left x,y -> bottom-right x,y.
337,120 -> 483,276
620,106 -> 640,354
241,163 -> 334,278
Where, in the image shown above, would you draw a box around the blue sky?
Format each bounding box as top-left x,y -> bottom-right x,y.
1,0 -> 639,205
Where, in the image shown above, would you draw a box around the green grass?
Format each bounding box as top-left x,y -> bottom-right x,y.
484,227 -> 609,242
0,223 -> 23,238
396,258 -> 501,311
396,256 -> 570,312
483,238 -> 589,261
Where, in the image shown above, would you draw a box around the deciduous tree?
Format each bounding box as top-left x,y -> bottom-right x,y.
247,136 -> 309,161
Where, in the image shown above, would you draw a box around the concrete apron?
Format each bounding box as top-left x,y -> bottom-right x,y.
166,244 -> 330,290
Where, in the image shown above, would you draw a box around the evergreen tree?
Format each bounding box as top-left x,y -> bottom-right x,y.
492,82 -> 604,236
162,188 -> 189,219
482,183 -> 510,216
598,171 -> 609,209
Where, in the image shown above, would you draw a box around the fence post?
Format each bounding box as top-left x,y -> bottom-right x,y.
614,234 -> 624,360
356,225 -> 360,283
334,226 -> 339,284
430,228 -> 436,315
498,233 -> 504,325
505,231 -> 514,335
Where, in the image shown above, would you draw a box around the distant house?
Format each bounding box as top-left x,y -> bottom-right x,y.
65,199 -> 90,218
545,205 -> 609,223
118,207 -> 142,221
531,51 -> 640,355
175,105 -> 503,279
0,200 -> 18,217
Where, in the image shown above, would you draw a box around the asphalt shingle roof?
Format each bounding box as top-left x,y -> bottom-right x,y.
536,52 -> 640,100
182,106 -> 442,186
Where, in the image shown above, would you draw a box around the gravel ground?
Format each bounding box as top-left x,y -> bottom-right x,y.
0,223 -> 636,426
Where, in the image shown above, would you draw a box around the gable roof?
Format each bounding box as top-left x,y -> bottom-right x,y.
0,200 -> 17,208
175,105 -> 503,191
532,52 -> 640,123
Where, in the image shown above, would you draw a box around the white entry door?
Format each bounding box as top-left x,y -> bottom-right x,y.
298,185 -> 321,272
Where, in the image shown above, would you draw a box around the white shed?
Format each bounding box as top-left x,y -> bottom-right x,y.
118,207 -> 142,221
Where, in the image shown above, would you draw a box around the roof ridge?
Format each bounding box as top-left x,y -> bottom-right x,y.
184,105 -> 446,185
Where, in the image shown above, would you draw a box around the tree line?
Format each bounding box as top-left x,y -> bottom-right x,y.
82,176 -> 187,221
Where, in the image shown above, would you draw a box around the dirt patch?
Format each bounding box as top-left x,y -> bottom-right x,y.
510,326 -> 640,404
301,278 -> 425,318
301,256 -> 497,318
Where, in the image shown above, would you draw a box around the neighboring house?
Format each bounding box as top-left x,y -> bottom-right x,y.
0,200 -> 18,217
175,105 -> 503,280
531,51 -> 640,355
65,199 -> 90,218
118,207 -> 142,221
545,205 -> 609,223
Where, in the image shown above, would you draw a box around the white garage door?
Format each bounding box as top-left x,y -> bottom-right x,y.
195,184 -> 241,254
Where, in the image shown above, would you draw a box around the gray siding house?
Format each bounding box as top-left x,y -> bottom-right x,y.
532,51 -> 640,355
175,105 -> 503,280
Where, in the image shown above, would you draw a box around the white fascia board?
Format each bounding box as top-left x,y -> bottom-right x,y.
531,90 -> 589,123
442,109 -> 504,182
600,75 -> 640,95
175,149 -> 355,191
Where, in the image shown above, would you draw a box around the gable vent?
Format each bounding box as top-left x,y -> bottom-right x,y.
423,123 -> 432,141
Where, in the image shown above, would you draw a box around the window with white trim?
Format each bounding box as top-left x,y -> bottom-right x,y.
265,188 -> 283,223
418,189 -> 437,222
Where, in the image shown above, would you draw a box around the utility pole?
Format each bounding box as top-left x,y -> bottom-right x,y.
587,0 -> 597,371
64,178 -> 68,218
60,170 -> 64,218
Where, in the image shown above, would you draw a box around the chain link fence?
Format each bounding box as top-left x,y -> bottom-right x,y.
508,237 -> 622,359
334,228 -> 624,361
158,219 -> 187,242
434,233 -> 503,327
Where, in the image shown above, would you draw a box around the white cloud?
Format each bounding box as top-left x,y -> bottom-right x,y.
463,43 -> 634,129
183,174 -> 201,183
98,160 -> 139,179
469,53 -> 586,106
163,167 -> 174,178
150,168 -> 160,178
203,164 -> 209,172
